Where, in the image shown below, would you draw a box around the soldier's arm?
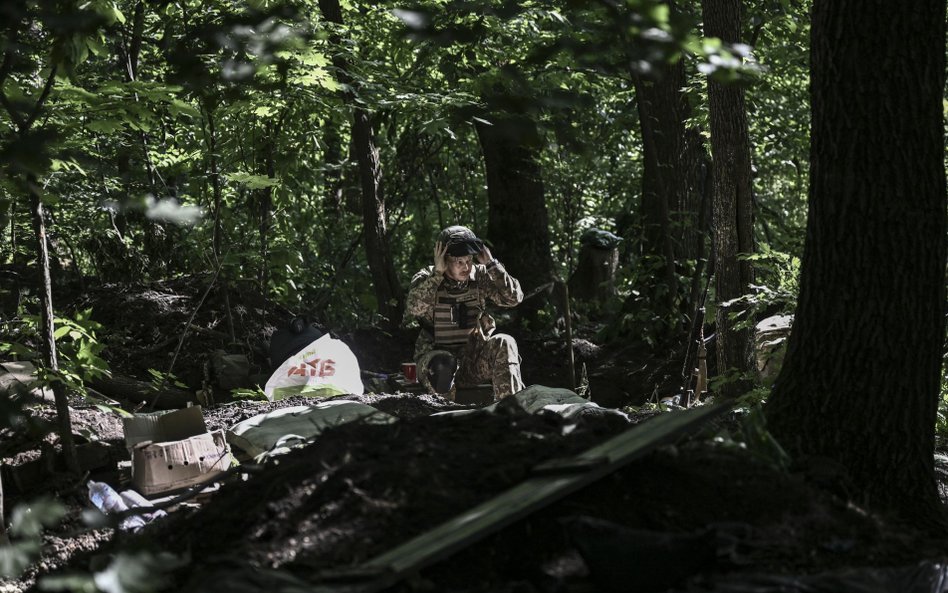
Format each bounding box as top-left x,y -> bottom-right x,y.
481,261 -> 523,308
405,267 -> 442,319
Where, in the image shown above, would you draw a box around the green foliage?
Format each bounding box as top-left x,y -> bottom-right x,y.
935,351 -> 948,444
0,497 -> 67,578
146,368 -> 188,392
229,386 -> 269,401
711,404 -> 790,471
0,309 -> 111,398
52,309 -> 111,384
719,245 -> 800,331
40,550 -> 189,593
0,0 -> 815,335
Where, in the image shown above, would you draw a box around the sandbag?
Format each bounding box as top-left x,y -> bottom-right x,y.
434,385 -> 629,422
264,334 -> 363,401
227,401 -> 395,458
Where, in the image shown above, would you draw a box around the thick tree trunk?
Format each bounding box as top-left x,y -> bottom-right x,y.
29,187 -> 79,474
319,0 -> 404,328
475,116 -> 555,319
766,0 -> 947,527
633,61 -> 687,317
569,245 -> 619,304
0,468 -> 6,544
702,0 -> 755,397
627,42 -> 709,337
352,109 -> 404,327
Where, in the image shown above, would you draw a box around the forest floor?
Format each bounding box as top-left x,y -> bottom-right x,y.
2,274 -> 948,593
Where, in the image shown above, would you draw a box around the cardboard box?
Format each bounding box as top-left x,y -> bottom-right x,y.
122,406 -> 232,496
122,406 -> 207,451
131,430 -> 232,496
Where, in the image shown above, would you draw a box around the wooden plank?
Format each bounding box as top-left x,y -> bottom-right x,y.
313,401 -> 733,592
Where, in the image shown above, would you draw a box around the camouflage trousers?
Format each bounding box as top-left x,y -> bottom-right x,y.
415,333 -> 524,400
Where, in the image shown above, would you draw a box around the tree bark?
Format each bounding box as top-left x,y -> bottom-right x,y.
633,61 -> 687,317
352,109 -> 404,327
475,116 -> 555,320
766,0 -> 947,528
319,0 -> 404,328
702,0 -> 755,397
322,118 -> 345,214
569,245 -> 619,304
202,104 -> 236,342
258,127 -> 276,301
0,468 -> 6,544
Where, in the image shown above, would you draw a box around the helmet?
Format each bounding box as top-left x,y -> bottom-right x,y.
438,225 -> 484,257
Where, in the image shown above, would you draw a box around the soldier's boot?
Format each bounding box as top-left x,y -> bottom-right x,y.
427,353 -> 457,398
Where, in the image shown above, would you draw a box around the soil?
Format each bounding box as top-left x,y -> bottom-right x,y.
2,276 -> 947,593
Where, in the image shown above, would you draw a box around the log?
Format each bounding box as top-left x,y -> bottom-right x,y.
90,375 -> 194,410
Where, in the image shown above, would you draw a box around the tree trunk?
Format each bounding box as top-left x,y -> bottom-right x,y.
475,116 -> 555,319
702,0 -> 755,397
569,245 -> 619,304
203,104 -> 236,342
0,468 -> 6,544
633,61 -> 686,318
322,118 -> 345,214
352,109 -> 404,327
319,0 -> 404,328
258,130 -> 275,300
766,0 -> 947,528
29,185 -> 79,474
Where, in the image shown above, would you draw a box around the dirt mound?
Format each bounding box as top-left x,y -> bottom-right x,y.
133,401 -> 627,580
24,399 -> 936,593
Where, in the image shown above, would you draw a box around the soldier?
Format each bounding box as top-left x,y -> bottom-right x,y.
405,225 -> 525,400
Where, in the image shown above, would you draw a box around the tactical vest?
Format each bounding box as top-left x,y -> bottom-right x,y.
433,283 -> 482,346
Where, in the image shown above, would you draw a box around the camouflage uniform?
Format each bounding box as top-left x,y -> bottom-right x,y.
406,261 -> 525,400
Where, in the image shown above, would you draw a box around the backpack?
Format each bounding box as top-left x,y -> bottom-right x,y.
269,316 -> 324,370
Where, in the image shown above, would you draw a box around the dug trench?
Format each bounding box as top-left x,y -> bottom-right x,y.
3,277 -> 948,592
9,392 -> 948,593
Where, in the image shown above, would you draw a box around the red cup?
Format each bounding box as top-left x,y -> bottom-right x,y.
401,362 -> 417,383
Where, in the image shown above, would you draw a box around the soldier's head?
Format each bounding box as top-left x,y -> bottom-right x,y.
438,225 -> 483,256
438,226 -> 482,281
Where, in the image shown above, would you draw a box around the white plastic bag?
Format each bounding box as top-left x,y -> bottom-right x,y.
264,334 -> 364,401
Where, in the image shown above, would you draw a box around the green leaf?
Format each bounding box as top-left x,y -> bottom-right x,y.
223,172 -> 281,190
648,4 -> 670,25
10,498 -> 67,538
110,3 -> 127,25
93,551 -> 189,593
86,120 -> 125,133
94,404 -> 132,418
38,573 -> 98,592
0,540 -> 41,578
167,99 -> 200,118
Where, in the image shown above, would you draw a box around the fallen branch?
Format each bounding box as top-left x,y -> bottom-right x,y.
90,375 -> 193,410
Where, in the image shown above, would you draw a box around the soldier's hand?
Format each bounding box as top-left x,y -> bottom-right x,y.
434,241 -> 448,274
476,245 -> 494,265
